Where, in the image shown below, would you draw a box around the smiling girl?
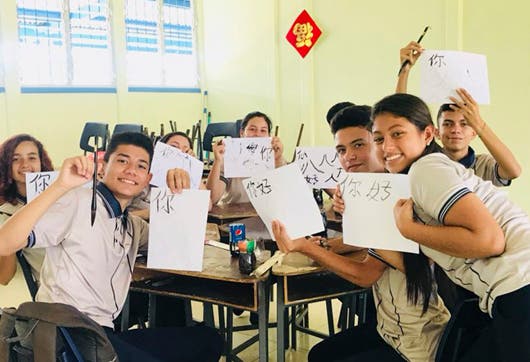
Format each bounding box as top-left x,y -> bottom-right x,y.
371,93 -> 530,361
0,134 -> 54,286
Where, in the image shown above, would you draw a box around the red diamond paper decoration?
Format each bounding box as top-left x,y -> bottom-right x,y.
286,10 -> 322,58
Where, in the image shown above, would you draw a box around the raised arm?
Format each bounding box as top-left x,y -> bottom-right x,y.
394,195 -> 505,258
205,140 -> 227,204
271,220 -> 387,287
450,88 -> 521,180
395,41 -> 424,93
0,156 -> 93,256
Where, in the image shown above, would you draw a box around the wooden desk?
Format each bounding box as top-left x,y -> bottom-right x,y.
208,202 -> 258,225
130,245 -> 271,362
272,251 -> 368,362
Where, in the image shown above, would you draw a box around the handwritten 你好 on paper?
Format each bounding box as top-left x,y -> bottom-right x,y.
147,188 -> 210,271
242,163 -> 324,240
150,142 -> 203,189
294,147 -> 343,188
224,137 -> 274,178
419,50 -> 490,104
340,173 -> 418,254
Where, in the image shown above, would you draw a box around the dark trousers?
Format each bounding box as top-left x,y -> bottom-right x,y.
460,284 -> 530,362
104,326 -> 224,362
308,321 -> 403,362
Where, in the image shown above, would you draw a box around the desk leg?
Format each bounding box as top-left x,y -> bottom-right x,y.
148,294 -> 157,328
203,302 -> 215,327
258,280 -> 269,362
276,277 -> 285,362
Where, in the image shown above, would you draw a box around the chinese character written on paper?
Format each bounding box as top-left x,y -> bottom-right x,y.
428,54 -> 446,68
153,189 -> 176,214
293,22 -> 314,48
245,178 -> 273,199
28,173 -> 52,194
339,176 -> 393,202
295,147 -> 342,188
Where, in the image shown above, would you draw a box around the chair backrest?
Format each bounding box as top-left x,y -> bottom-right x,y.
112,123 -> 143,138
79,122 -> 109,153
435,297 -> 490,362
15,252 -> 38,301
202,120 -> 241,152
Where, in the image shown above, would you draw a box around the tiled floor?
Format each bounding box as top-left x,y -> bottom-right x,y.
1,269 -> 347,362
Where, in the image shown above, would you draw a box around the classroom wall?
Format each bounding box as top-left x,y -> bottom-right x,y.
1,0 -> 529,212
199,0 -> 530,212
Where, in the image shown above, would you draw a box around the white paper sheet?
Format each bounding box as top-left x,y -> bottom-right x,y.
294,147 -> 343,189
150,142 -> 203,189
340,173 -> 418,253
243,163 -> 324,240
224,137 -> 274,178
147,188 -> 210,271
420,50 -> 490,104
25,171 -> 59,202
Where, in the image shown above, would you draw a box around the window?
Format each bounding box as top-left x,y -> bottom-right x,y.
125,0 -> 199,91
17,0 -> 114,92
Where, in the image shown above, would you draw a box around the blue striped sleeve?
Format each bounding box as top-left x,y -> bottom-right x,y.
438,187 -> 472,223
26,231 -> 36,248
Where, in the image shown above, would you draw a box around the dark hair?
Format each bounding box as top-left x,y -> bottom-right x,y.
326,101 -> 355,124
159,131 -> 193,150
330,105 -> 372,135
372,93 -> 444,160
240,111 -> 272,134
104,132 -> 154,165
0,134 -> 54,205
436,103 -> 455,126
372,94 -> 449,313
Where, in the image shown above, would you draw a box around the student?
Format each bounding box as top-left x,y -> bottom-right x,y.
206,111 -> 286,205
0,134 -> 54,286
0,132 -> 223,361
396,42 -> 521,184
326,101 -> 355,124
372,93 -> 530,361
273,106 -> 450,362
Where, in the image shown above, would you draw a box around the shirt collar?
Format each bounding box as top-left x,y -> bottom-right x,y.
457,146 -> 476,168
96,182 -> 124,218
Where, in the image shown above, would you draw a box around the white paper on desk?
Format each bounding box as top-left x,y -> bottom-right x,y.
420,50 -> 490,104
147,188 -> 210,271
150,142 -> 203,189
340,173 -> 418,254
294,147 -> 343,189
243,163 -> 324,240
224,137 -> 274,178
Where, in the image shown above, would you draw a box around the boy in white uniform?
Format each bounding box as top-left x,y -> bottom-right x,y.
0,132 -> 223,361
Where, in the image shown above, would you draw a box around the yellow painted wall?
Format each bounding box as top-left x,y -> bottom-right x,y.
1,0 -> 528,212
200,0 -> 530,212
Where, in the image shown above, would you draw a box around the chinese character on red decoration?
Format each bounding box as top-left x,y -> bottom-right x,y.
285,10 -> 322,58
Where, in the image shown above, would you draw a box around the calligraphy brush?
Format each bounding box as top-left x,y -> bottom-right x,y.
91,136 -> 98,226
397,26 -> 430,76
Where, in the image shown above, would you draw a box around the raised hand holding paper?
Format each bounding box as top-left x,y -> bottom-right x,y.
150,142 -> 203,189
224,137 -> 274,178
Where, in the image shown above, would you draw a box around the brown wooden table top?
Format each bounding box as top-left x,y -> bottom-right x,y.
208,202 -> 258,222
134,244 -> 269,283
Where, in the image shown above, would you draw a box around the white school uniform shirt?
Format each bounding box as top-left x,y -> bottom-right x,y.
456,146 -> 510,187
409,153 -> 530,316
373,264 -> 450,362
27,183 -> 148,328
0,198 -> 45,283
